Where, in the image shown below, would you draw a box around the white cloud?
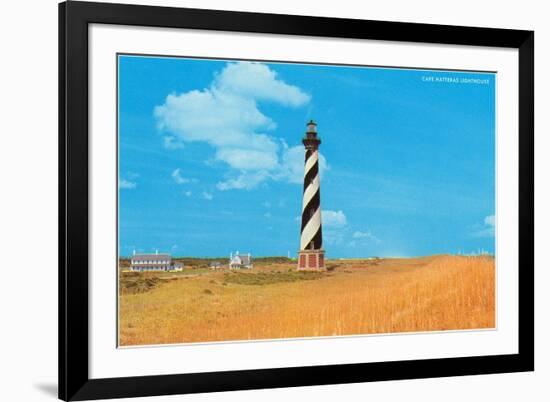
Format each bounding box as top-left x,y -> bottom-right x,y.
202,191 -> 213,200
217,171 -> 271,191
297,210 -> 381,249
163,136 -> 185,150
119,179 -> 136,189
215,147 -> 279,170
216,145 -> 329,189
472,214 -> 495,237
213,62 -> 311,107
321,210 -> 348,246
264,212 -> 272,219
352,230 -> 381,244
154,61 -> 313,190
322,210 -> 347,228
262,201 -> 271,208
171,168 -> 191,184
183,190 -> 192,197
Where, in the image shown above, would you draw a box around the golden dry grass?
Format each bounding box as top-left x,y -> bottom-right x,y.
118,255 -> 495,346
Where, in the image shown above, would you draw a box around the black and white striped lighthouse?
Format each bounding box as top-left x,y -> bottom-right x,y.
298,120 -> 325,270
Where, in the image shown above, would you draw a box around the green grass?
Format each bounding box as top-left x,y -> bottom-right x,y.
222,270 -> 325,286
118,263 -> 325,294
119,273 -> 162,294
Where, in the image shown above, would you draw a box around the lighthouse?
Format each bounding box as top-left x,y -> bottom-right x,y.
298,120 -> 325,270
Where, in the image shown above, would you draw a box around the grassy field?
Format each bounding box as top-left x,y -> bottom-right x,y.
118,255 -> 495,346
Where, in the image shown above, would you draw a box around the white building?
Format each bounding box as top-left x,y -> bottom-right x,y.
130,251 -> 182,272
229,251 -> 253,269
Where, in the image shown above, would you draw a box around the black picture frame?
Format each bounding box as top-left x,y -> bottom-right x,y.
59,1 -> 534,400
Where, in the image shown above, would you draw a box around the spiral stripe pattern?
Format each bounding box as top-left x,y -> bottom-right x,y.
300,149 -> 323,250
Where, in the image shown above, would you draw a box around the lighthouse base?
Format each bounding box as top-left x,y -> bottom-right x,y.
297,249 -> 325,271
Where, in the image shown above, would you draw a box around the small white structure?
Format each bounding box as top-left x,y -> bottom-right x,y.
171,262 -> 184,272
209,261 -> 223,269
229,251 -> 253,269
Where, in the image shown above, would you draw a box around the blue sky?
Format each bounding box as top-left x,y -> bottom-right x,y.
118,55 -> 495,258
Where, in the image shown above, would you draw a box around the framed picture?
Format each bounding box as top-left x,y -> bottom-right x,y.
59,1 -> 534,400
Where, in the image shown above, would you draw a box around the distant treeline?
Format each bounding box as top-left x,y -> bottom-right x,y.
118,256 -> 293,268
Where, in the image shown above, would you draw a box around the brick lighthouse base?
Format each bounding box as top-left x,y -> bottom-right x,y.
297,249 -> 325,271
